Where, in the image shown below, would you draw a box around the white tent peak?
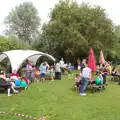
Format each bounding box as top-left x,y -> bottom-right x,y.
0,50 -> 55,72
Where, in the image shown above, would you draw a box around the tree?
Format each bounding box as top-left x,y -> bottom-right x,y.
4,2 -> 40,43
34,0 -> 115,61
0,35 -> 30,52
107,25 -> 120,60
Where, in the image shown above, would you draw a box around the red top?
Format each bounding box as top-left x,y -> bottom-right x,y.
22,77 -> 29,84
10,73 -> 20,78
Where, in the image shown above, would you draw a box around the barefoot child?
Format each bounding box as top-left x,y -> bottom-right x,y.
50,66 -> 55,81
67,63 -> 73,79
74,74 -> 81,92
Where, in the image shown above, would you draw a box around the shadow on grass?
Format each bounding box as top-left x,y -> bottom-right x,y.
70,86 -> 105,95
0,89 -> 7,94
70,87 -> 77,92
70,87 -> 95,93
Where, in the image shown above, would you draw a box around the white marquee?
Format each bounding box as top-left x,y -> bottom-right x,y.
0,50 -> 55,72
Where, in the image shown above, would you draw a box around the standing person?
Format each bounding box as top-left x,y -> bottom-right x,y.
45,61 -> 50,72
39,62 -> 47,81
59,58 -> 65,74
80,64 -> 91,96
80,59 -> 86,72
26,61 -> 33,82
55,61 -> 61,80
101,64 -> 108,85
50,66 -> 55,81
74,74 -> 81,92
77,58 -> 81,70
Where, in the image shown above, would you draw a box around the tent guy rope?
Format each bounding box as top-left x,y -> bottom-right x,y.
0,111 -> 47,120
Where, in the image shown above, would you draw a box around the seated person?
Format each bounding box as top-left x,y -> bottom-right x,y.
111,66 -> 117,81
117,69 -> 120,75
10,70 -> 20,81
111,66 -> 117,76
0,71 -> 15,86
20,79 -> 28,89
21,75 -> 30,85
0,71 -> 19,96
74,74 -> 81,91
90,72 -> 103,85
95,72 -> 103,85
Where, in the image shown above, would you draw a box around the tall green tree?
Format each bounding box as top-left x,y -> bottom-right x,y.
4,2 -> 40,43
34,0 -> 115,61
108,25 -> 120,60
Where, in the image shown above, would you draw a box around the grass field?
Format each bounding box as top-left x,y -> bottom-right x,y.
0,71 -> 120,120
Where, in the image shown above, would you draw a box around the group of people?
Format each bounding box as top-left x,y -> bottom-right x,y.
74,60 -> 111,96
0,70 -> 28,96
0,57 -> 114,97
0,58 -> 74,96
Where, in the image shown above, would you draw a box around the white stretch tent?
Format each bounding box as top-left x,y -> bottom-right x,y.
0,50 -> 55,72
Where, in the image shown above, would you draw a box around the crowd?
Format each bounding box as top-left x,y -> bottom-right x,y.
74,60 -> 114,96
0,57 -> 117,97
0,58 -> 73,96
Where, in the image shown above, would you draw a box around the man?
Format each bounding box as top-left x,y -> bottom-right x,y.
55,61 -> 61,80
80,64 -> 91,96
59,58 -> 65,74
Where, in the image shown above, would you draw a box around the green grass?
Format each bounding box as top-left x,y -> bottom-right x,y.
0,72 -> 120,120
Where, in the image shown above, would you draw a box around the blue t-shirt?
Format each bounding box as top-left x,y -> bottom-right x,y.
70,66 -> 73,70
41,65 -> 47,74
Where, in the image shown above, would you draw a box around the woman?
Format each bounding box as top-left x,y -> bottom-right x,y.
39,62 -> 47,81
0,71 -> 19,96
102,64 -> 108,85
26,61 -> 33,82
80,59 -> 86,72
10,70 -> 20,80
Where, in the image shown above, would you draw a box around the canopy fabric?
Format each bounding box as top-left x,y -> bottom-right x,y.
0,50 -> 55,72
99,51 -> 105,65
87,48 -> 96,72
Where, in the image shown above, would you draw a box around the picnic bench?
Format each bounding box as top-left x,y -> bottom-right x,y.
74,82 -> 106,93
110,74 -> 120,85
88,84 -> 106,93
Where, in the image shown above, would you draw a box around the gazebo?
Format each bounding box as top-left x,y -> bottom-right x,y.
0,50 -> 55,72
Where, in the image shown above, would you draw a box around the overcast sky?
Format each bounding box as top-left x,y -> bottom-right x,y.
0,0 -> 119,34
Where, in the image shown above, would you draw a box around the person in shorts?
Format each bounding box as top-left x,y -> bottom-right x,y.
39,63 -> 47,81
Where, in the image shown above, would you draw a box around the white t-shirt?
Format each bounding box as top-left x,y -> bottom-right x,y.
82,67 -> 91,78
55,63 -> 61,72
60,60 -> 64,68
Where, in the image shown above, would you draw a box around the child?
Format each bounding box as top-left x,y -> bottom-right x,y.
74,74 -> 81,92
50,66 -> 55,81
67,63 -> 73,79
98,72 -> 103,85
32,66 -> 41,83
94,71 -> 103,86
39,63 -> 47,81
20,79 -> 28,90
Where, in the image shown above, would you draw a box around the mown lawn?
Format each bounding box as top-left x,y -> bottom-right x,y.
0,71 -> 120,120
